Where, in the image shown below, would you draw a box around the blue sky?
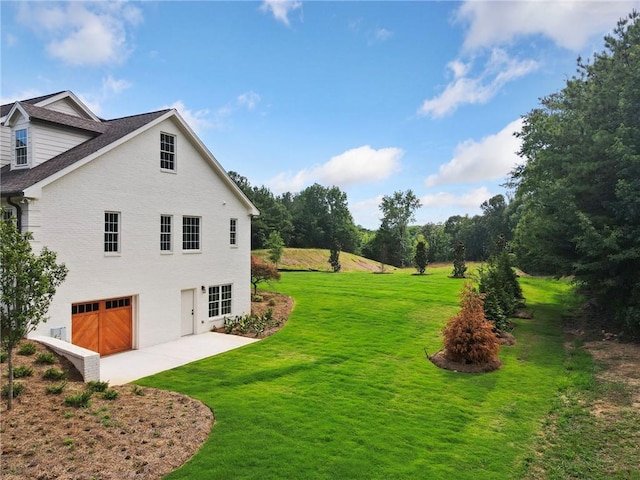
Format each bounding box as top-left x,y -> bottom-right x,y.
2,1 -> 638,229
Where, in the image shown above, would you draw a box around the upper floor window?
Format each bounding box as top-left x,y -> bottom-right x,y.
182,216 -> 200,251
230,218 -> 237,246
104,212 -> 120,253
160,215 -> 172,252
15,129 -> 28,167
160,133 -> 176,171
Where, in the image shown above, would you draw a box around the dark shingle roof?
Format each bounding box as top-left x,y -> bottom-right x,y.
1,109 -> 171,196
0,91 -> 67,118
21,104 -> 106,133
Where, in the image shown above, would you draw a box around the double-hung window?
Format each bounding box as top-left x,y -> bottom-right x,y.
15,129 -> 28,167
208,284 -> 232,317
229,218 -> 237,246
160,215 -> 172,252
160,133 -> 176,171
104,212 -> 120,253
182,216 -> 200,251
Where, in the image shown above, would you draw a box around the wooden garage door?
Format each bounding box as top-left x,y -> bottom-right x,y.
72,297 -> 132,356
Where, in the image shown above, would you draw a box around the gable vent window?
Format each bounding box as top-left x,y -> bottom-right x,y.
15,129 -> 28,166
160,133 -> 176,171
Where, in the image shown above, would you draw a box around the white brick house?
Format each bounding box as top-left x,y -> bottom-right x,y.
1,91 -> 259,355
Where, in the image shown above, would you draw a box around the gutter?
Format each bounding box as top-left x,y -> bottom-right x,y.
6,196 -> 22,232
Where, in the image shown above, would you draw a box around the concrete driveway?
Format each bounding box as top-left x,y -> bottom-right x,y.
100,332 -> 259,385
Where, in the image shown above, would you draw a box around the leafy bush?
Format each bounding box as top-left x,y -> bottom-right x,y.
12,365 -> 34,378
443,283 -> 500,365
35,352 -> 57,365
43,368 -> 67,381
86,380 -> 110,393
102,388 -> 119,400
2,382 -> 24,398
223,309 -> 282,337
0,352 -> 7,363
17,343 -> 37,356
64,391 -> 92,408
46,381 -> 68,394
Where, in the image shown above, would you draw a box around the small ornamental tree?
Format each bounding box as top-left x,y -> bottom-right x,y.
451,241 -> 467,278
328,240 -> 341,273
250,255 -> 281,296
442,283 -> 500,365
265,231 -> 285,269
1,217 -> 68,410
414,235 -> 428,275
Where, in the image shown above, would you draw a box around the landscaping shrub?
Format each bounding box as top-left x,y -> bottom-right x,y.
12,365 -> 34,378
131,385 -> 146,396
2,382 -> 24,398
17,342 -> 37,356
223,310 -> 282,337
64,391 -> 92,408
35,352 -> 57,365
443,283 -> 500,365
46,381 -> 68,394
43,367 -> 67,381
102,388 -> 119,400
86,380 -> 110,393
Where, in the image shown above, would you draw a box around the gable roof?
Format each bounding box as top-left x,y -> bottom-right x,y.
1,91 -> 258,216
1,109 -> 170,196
0,91 -> 67,118
6,103 -> 107,134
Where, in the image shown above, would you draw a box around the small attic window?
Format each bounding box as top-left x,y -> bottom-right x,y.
160,132 -> 176,171
15,129 -> 28,167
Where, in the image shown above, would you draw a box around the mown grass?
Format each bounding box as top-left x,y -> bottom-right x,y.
139,266 -> 573,479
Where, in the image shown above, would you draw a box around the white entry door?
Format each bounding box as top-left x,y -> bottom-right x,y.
181,289 -> 195,336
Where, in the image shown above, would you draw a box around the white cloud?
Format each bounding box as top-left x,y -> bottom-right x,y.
103,76 -> 131,95
17,2 -> 142,66
166,101 -> 213,135
456,1 -> 639,52
237,91 -> 261,110
418,50 -> 538,118
260,0 -> 302,27
267,145 -> 403,193
425,118 -> 523,187
0,89 -> 43,106
420,186 -> 493,209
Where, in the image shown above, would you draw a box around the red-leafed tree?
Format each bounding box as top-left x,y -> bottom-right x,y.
250,256 -> 281,296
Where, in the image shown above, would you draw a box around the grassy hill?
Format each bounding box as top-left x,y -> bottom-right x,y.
252,248 -> 398,272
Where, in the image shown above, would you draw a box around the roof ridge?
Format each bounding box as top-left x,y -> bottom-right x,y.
106,109 -> 173,123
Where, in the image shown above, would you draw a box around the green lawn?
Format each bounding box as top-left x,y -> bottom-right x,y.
138,266 -> 573,479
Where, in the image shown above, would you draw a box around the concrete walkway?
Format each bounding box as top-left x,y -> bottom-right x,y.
100,332 -> 259,385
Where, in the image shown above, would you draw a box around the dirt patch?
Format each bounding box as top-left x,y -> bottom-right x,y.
0,341 -> 213,480
583,340 -> 640,416
429,349 -> 502,373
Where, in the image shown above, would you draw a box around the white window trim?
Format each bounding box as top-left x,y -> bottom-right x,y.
182,215 -> 202,253
13,128 -> 29,169
160,132 -> 177,173
208,283 -> 233,318
230,218 -> 238,248
160,214 -> 173,254
104,211 -> 121,256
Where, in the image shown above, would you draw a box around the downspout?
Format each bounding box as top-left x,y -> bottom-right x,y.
6,196 -> 23,232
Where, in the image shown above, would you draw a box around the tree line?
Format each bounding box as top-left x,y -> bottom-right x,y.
232,10 -> 640,335
229,171 -> 515,268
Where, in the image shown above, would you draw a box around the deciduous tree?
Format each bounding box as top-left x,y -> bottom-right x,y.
1,218 -> 68,410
